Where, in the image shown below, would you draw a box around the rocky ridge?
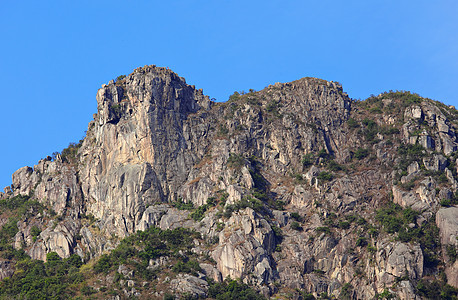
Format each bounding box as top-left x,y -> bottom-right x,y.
1,65 -> 458,299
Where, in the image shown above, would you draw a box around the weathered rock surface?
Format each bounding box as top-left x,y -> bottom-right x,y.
437,206 -> 458,287
3,66 -> 458,298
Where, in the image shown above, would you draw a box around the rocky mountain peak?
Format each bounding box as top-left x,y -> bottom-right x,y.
95,64 -> 212,126
1,67 -> 458,299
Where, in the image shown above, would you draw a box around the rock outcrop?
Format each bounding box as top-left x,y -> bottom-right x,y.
2,66 -> 458,298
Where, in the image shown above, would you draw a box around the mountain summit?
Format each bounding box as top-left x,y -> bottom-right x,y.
1,65 -> 457,299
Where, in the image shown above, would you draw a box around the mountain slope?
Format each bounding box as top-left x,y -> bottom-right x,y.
1,65 -> 458,299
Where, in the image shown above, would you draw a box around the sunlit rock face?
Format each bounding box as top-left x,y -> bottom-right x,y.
5,65 -> 458,298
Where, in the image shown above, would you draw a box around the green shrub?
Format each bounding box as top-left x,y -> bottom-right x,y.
116,75 -> 126,81
0,251 -> 85,299
347,118 -> 359,128
164,293 -> 176,300
228,91 -> 241,102
338,221 -> 350,229
316,226 -> 331,235
207,278 -> 266,300
302,153 -> 315,167
172,260 -> 201,276
340,283 -> 353,300
266,100 -> 281,117
0,218 -> 19,246
291,222 -> 303,231
171,198 -> 194,210
416,279 -> 458,299
190,205 -> 208,221
441,198 -> 452,207
318,149 -> 329,159
317,171 -> 333,182
446,245 -> 457,263
354,148 -> 369,160
227,153 -> 245,169
94,254 -> 112,273
271,225 -> 283,241
81,285 -> 96,296
327,160 -> 343,172
377,288 -> 395,299
30,226 -> 41,240
61,139 -> 84,163
290,212 -> 303,222
356,237 -> 367,247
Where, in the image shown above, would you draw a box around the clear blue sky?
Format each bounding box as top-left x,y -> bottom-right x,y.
1,1 -> 457,189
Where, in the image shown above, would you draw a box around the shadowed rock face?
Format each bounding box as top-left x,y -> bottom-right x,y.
4,65 -> 458,298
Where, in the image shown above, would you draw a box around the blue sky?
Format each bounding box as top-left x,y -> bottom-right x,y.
1,1 -> 457,188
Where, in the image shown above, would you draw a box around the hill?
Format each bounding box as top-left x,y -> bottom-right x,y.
0,65 -> 457,299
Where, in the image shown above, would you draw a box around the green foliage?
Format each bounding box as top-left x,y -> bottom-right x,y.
369,107 -> 383,114
190,205 -> 208,221
227,153 -> 245,169
397,143 -> 426,172
94,254 -> 112,273
400,179 -> 416,191
116,74 -> 126,81
347,118 -> 359,128
266,100 -> 281,117
375,203 -> 406,234
224,197 -> 265,218
317,171 -> 333,182
356,237 -> 367,247
367,245 -> 377,254
446,245 -> 457,263
354,148 -> 369,160
0,195 -> 45,219
361,118 -> 379,142
172,260 -> 201,276
60,139 -> 84,163
380,90 -> 422,107
290,212 -> 303,222
315,226 -> 331,235
416,279 -> 458,299
271,224 -> 283,242
299,291 -> 316,300
318,149 -> 330,160
171,198 -> 194,210
377,288 -> 395,299
164,293 -> 176,300
302,153 -> 315,167
326,160 -> 343,172
381,126 -> 400,135
111,103 -> 122,116
249,170 -> 267,192
376,203 -> 441,268
312,269 -> 325,276
189,197 -> 218,221
398,143 -> 426,159
229,91 -> 241,102
218,124 -> 229,136
340,283 -> 353,300
207,278 -> 266,300
291,221 -> 303,231
81,285 -> 96,296
0,252 -> 83,299
0,217 -> 19,247
337,220 -> 350,229
0,194 -> 30,211
94,226 -> 200,275
30,226 -> 41,241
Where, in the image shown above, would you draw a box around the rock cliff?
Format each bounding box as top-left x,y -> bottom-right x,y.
1,65 -> 458,299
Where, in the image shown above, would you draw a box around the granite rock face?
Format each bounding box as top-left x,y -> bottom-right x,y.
437,206 -> 458,287
3,66 -> 458,298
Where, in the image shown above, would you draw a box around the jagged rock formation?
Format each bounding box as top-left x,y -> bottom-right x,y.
1,65 -> 458,299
